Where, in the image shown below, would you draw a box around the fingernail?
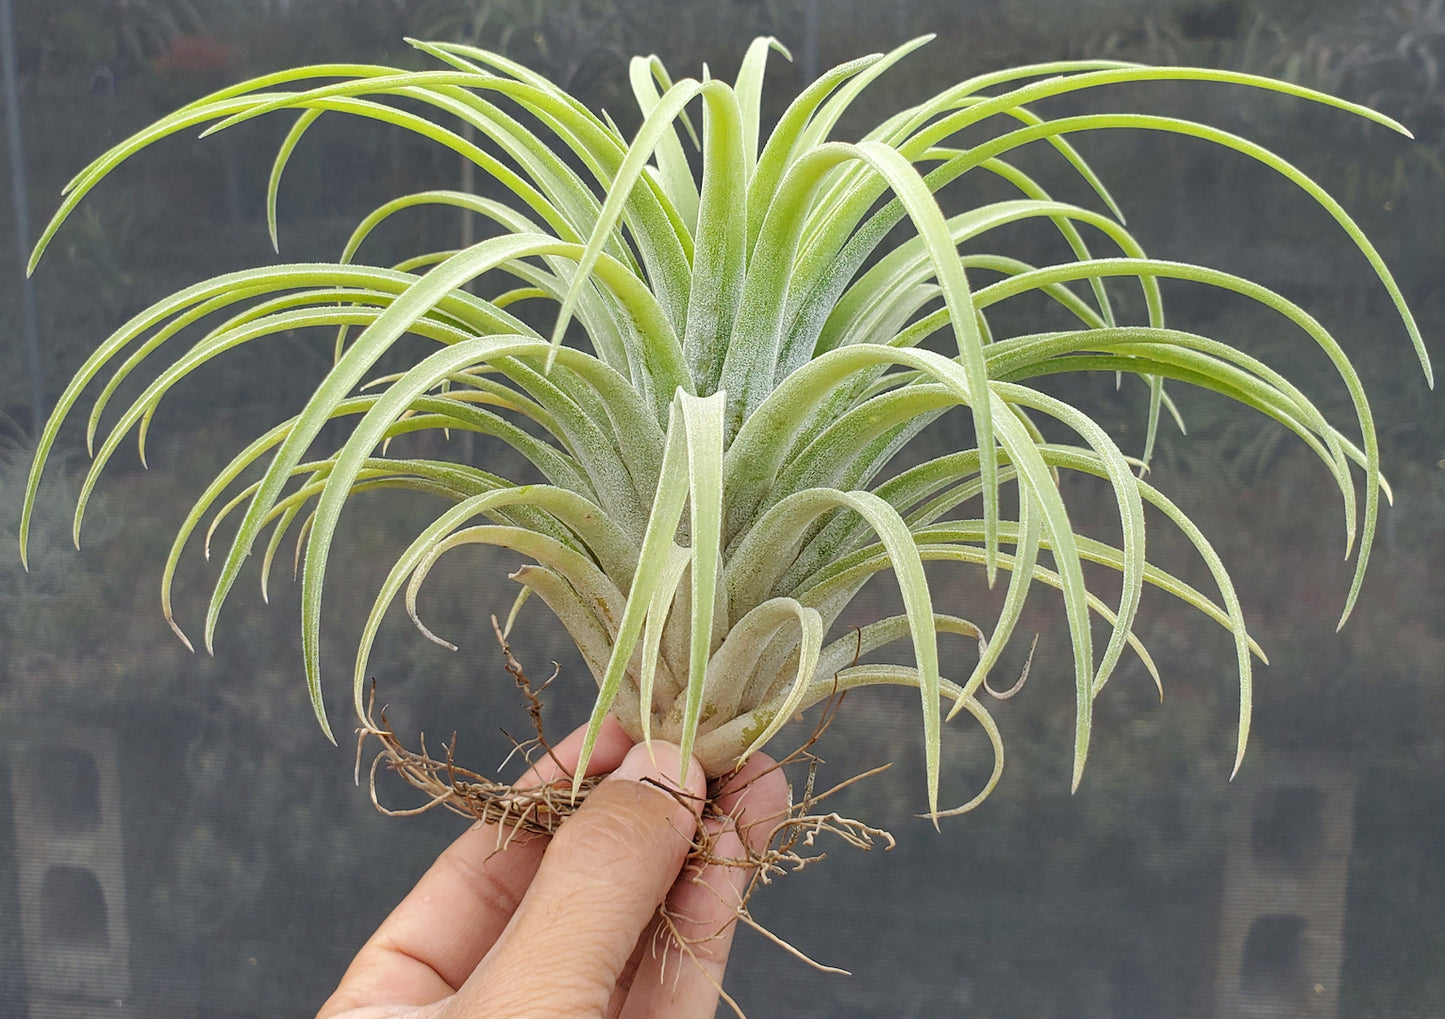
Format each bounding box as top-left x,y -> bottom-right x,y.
612,740 -> 684,787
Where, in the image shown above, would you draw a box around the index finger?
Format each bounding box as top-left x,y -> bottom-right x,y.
317,716 -> 635,1016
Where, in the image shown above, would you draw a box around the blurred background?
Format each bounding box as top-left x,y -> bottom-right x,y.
1,0 -> 1442,1015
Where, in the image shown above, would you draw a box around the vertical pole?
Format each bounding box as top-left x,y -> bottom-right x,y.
0,0 -> 45,436
801,0 -> 819,85
895,0 -> 912,41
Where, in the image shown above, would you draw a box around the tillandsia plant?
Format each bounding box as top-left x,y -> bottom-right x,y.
21,36 -> 1434,823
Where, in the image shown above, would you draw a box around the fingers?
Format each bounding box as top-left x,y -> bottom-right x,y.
710,752 -> 793,857
616,753 -> 791,1018
317,717 -> 635,1017
322,730 -> 794,1019
448,741 -> 708,1018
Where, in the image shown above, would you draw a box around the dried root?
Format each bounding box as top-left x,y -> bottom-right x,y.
355,620 -> 894,1011
354,619 -> 603,841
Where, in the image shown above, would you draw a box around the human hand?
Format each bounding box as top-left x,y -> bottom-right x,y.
318,717 -> 790,1018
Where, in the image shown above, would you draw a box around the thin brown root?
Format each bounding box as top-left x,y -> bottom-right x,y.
652,907 -> 750,1018
357,680 -> 602,837
734,910 -> 851,975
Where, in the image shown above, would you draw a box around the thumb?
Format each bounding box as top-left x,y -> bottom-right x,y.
449,740 -> 706,1017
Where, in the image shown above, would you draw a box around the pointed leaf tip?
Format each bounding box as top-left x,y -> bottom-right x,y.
167,616 -> 196,654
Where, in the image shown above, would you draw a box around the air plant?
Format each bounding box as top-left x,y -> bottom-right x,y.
21,36 -> 1432,823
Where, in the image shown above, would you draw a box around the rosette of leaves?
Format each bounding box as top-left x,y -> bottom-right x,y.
22,36 -> 1432,820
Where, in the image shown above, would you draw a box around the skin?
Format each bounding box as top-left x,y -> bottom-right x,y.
319,716 -> 791,1018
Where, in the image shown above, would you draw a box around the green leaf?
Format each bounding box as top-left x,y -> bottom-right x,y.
575,394 -> 691,793
733,37 -> 791,180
